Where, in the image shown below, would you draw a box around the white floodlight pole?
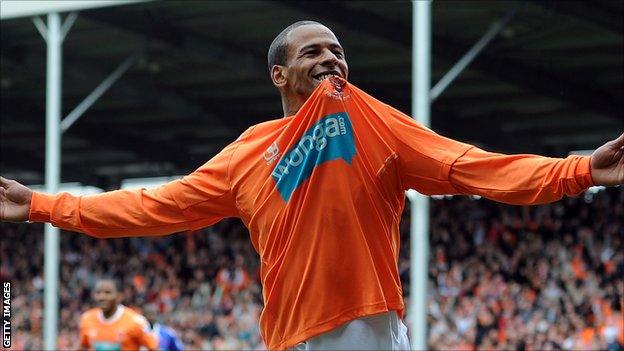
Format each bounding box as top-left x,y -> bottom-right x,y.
42,13 -> 62,350
410,1 -> 431,350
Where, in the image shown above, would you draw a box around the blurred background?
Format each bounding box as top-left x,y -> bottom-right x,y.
1,0 -> 623,350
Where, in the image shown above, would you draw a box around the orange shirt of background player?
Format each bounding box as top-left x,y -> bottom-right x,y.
79,305 -> 157,351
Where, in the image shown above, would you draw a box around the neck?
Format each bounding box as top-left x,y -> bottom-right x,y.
281,94 -> 305,117
102,305 -> 118,319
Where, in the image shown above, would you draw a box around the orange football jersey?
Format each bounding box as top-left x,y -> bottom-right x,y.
79,305 -> 157,351
31,78 -> 593,349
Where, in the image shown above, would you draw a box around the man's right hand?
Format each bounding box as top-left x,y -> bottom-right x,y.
0,176 -> 33,222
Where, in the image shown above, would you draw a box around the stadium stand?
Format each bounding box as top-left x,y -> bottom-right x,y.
1,187 -> 622,350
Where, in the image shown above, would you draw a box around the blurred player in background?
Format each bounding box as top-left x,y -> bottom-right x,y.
144,304 -> 185,351
1,21 -> 623,350
78,277 -> 158,351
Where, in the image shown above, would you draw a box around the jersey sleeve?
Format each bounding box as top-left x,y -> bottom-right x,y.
140,328 -> 159,351
132,315 -> 159,351
28,128 -> 252,238
383,104 -> 473,195
449,147 -> 594,204
383,105 -> 594,204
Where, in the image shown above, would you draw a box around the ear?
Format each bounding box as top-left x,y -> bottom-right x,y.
271,65 -> 288,88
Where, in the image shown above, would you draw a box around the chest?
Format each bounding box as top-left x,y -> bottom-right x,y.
241,114 -> 394,203
232,113 -> 401,251
85,321 -> 136,350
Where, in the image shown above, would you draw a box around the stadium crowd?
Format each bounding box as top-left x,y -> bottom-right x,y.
1,187 -> 622,350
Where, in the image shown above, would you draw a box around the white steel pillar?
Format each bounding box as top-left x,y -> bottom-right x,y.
43,12 -> 62,350
34,11 -> 129,348
410,1 -> 431,350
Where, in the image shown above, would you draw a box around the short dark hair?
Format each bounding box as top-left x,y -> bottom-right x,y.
267,20 -> 322,72
95,275 -> 122,292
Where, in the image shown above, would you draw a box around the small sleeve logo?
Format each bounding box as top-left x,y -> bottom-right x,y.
263,142 -> 281,165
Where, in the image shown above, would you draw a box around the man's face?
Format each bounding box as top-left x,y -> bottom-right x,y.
143,304 -> 158,325
93,280 -> 119,314
282,24 -> 349,100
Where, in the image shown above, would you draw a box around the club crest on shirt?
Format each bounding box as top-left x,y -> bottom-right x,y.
271,112 -> 356,201
325,76 -> 350,101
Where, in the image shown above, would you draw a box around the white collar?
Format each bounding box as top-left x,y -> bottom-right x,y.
98,305 -> 125,324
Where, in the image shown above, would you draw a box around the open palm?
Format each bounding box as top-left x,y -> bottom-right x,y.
0,177 -> 33,222
590,133 -> 624,186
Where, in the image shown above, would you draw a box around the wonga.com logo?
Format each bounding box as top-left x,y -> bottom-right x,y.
271,112 -> 356,201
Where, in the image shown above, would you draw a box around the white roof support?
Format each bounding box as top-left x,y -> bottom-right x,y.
410,1 -> 431,350
430,6 -> 517,102
409,4 -> 518,348
1,0 -> 148,20
61,51 -> 140,132
1,1 -> 149,348
42,12 -> 62,350
30,7 -> 138,348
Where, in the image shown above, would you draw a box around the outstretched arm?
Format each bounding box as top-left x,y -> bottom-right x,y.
1,170 -> 236,238
381,104 -> 621,204
449,133 -> 623,205
449,148 -> 594,205
0,130 -> 248,237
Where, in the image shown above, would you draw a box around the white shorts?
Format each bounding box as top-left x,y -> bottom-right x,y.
292,311 -> 411,350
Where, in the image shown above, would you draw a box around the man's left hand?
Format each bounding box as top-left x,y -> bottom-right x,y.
590,133 -> 624,186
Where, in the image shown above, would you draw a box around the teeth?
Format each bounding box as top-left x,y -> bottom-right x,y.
316,73 -> 337,81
